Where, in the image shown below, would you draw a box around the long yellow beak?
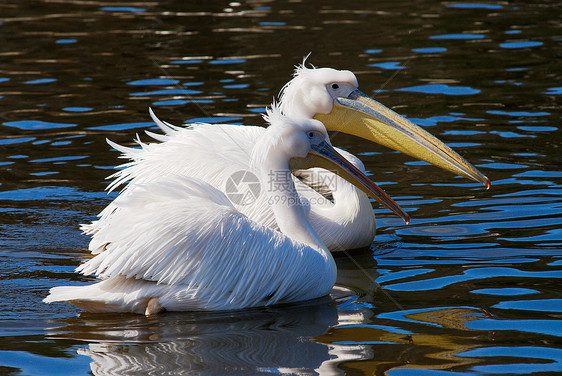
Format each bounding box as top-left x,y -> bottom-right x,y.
291,140 -> 410,224
314,90 -> 490,189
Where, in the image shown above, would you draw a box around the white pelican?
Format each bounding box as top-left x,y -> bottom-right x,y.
83,63 -> 489,252
44,108 -> 406,314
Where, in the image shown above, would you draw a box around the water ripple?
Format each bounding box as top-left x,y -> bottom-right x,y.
397,84 -> 480,95
3,120 -> 76,130
430,33 -> 485,40
471,288 -> 540,296
492,298 -> 562,312
500,41 -> 543,49
383,267 -> 561,291
466,319 -> 562,337
446,3 -> 504,9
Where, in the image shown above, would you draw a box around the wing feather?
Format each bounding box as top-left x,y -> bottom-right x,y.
82,114 -> 368,255
82,120 -> 266,249
105,123 -> 264,194
77,175 -> 332,310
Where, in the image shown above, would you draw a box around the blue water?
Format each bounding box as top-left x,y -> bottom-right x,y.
0,0 -> 560,375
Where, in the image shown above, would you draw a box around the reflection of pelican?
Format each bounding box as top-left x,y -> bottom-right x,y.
47,300 -> 338,375
44,108 -> 405,314
46,280 -> 365,375
83,63 -> 489,252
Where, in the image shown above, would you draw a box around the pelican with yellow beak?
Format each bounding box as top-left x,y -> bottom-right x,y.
281,64 -> 490,187
82,63 -> 489,253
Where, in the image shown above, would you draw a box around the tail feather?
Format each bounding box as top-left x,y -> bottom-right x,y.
149,107 -> 181,134
43,278 -> 157,314
43,277 -> 207,314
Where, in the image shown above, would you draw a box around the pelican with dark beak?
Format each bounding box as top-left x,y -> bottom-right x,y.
44,108 -> 407,313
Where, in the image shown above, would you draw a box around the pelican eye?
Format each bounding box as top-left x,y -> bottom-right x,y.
308,132 -> 314,138
331,83 -> 339,90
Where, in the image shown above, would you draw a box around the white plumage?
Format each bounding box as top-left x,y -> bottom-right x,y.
45,108 -> 399,314
83,113 -> 375,253
82,63 -> 488,255
82,65 -> 379,253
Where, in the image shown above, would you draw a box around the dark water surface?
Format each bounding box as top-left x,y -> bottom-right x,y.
1,1 -> 561,375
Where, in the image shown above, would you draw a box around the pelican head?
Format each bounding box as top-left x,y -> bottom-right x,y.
279,63 -> 490,188
260,107 -> 409,224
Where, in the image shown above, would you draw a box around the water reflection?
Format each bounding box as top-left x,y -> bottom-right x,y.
318,306 -> 492,374
48,301 -> 346,376
44,302 -> 504,376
